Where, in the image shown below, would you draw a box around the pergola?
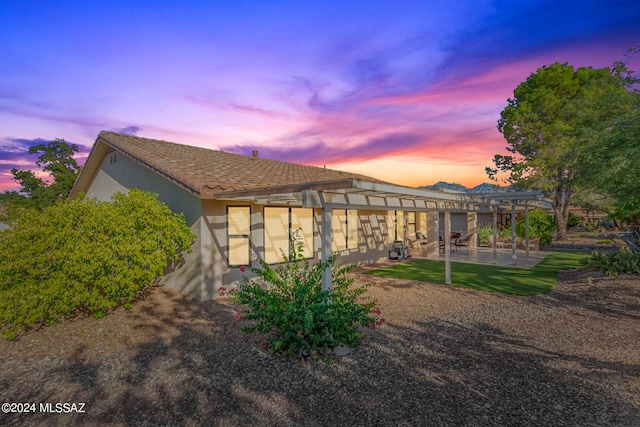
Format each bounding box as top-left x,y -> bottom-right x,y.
220,178 -> 545,291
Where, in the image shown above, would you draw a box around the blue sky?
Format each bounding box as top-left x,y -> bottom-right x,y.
1,0 -> 638,190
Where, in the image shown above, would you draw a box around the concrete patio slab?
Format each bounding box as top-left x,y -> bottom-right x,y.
408,246 -> 551,269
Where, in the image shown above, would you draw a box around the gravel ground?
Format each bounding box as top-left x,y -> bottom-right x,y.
1,267 -> 639,426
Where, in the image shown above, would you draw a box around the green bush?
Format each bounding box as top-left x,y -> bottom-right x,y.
499,224 -> 513,241
581,247 -> 640,277
568,212 -> 582,228
515,209 -> 556,245
0,190 -> 195,339
231,239 -> 381,358
477,226 -> 492,246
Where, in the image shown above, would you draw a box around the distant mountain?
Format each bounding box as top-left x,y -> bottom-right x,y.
468,183 -> 503,193
420,181 -> 506,193
422,181 -> 468,192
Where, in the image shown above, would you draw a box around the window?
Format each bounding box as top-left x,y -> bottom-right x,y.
348,209 -> 358,249
418,212 -> 426,234
332,209 -> 358,251
332,209 -> 347,251
292,208 -> 314,258
395,211 -> 404,241
264,207 -> 314,263
394,211 -> 416,240
264,207 -> 289,264
407,212 -> 416,237
228,207 -> 250,266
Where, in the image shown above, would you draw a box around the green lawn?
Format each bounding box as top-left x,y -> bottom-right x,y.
366,251 -> 586,295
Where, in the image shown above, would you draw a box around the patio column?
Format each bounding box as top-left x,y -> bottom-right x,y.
525,205 -> 530,257
466,212 -> 477,249
426,211 -> 439,258
511,202 -> 517,265
321,207 -> 332,292
444,209 -> 451,285
492,208 -> 498,264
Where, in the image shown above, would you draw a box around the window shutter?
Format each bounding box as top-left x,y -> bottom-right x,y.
291,208 -> 314,258
264,207 -> 289,264
347,210 -> 358,249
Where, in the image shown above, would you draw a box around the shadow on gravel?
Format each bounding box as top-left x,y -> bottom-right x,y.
535,276 -> 640,322
3,286 -> 639,427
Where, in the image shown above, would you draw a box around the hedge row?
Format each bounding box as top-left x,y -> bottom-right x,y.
0,190 -> 195,339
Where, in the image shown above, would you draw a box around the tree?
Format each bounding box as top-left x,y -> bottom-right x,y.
1,139 -> 81,212
573,49 -> 640,230
487,62 -> 632,240
575,90 -> 640,206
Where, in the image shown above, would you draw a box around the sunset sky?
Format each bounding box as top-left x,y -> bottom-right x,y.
1,0 -> 639,192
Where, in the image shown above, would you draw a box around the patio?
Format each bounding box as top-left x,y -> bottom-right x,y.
408,245 -> 551,269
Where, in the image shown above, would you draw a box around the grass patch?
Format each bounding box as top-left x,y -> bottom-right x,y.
366,251 -> 586,295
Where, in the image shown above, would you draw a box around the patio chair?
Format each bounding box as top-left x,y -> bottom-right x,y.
388,240 -> 407,260
439,236 -> 446,252
526,237 -> 540,251
415,231 -> 428,246
450,232 -> 461,253
455,233 -> 474,252
495,236 -> 511,249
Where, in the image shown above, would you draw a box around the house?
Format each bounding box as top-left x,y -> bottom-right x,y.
71,131 -> 542,300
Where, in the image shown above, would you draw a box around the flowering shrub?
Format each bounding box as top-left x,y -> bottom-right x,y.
230,238 -> 381,357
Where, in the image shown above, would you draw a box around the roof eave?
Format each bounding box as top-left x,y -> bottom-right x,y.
203,178 -> 359,200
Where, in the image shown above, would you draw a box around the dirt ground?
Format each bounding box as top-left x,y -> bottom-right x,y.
1,268 -> 639,426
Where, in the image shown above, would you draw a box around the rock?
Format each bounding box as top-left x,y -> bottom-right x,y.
298,347 -> 317,358
333,344 -> 350,356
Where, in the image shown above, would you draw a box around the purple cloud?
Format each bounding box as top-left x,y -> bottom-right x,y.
117,126 -> 142,136
226,132 -> 426,165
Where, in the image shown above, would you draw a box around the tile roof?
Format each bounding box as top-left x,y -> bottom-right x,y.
82,131 -> 386,199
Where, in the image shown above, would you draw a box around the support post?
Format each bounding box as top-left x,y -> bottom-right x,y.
492,208 -> 498,265
426,211 -> 439,258
321,207 -> 332,292
511,202 -> 517,265
467,212 -> 477,248
444,209 -> 451,285
525,205 -> 530,257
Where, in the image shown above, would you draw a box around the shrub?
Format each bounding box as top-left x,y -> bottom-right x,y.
477,226 -> 492,246
581,247 -> 640,277
515,209 -> 556,245
0,190 -> 195,339
231,238 -> 381,358
568,212 -> 582,228
499,224 -> 513,241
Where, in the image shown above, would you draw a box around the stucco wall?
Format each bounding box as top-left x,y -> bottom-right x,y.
84,152 -> 202,226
